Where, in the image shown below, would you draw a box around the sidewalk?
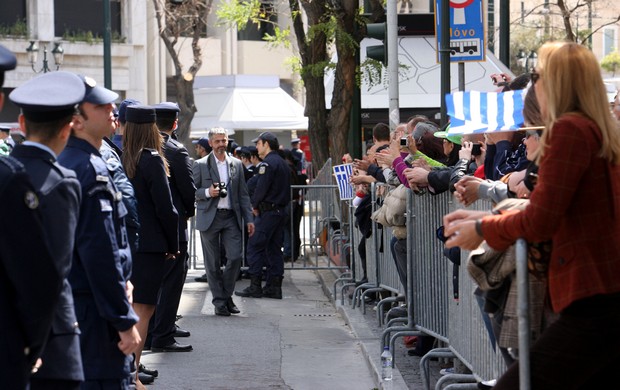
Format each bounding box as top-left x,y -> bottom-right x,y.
141,268 -> 378,389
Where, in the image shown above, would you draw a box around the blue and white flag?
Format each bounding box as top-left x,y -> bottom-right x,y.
333,163 -> 354,200
446,89 -> 526,135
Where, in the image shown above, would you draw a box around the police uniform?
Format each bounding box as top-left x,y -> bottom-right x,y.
238,132 -> 290,298
58,80 -> 138,388
100,137 -> 140,252
0,156 -> 63,390
8,70 -> 89,389
150,102 -> 195,348
124,106 -> 179,306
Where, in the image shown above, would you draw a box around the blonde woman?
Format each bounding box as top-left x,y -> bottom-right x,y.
122,105 -> 180,388
443,41 -> 620,388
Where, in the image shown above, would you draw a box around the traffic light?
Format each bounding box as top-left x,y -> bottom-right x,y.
366,22 -> 388,66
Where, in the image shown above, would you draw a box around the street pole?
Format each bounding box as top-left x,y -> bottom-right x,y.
387,0 -> 399,130
103,0 -> 112,89
440,0 -> 450,128
499,0 -> 510,67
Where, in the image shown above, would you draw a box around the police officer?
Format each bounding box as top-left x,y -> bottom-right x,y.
0,43 -> 64,390
58,76 -> 141,389
149,102 -> 195,351
236,132 -> 290,299
9,71 -> 86,389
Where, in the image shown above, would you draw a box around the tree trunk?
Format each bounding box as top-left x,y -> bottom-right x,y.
291,0 -> 330,171
327,0 -> 359,164
174,75 -> 197,149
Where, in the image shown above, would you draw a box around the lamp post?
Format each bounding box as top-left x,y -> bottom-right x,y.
26,41 -> 64,73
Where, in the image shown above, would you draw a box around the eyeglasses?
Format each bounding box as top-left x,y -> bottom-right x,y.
530,71 -> 540,85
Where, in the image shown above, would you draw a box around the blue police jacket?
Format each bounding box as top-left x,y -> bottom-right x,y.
11,144 -> 84,381
251,150 -> 291,209
0,156 -> 62,389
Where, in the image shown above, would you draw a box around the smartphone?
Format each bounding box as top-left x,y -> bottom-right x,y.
471,144 -> 482,156
400,137 -> 408,147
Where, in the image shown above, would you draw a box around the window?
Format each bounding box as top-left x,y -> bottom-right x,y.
54,0 -> 122,40
237,2 -> 276,41
0,0 -> 27,36
603,27 -> 616,57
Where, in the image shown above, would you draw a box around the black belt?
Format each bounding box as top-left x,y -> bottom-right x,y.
217,208 -> 232,213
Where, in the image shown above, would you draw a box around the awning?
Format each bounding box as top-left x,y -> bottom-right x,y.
191,75 -> 308,138
325,36 -> 513,110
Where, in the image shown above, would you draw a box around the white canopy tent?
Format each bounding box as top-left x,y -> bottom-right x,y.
190,75 -> 308,138
325,35 -> 513,111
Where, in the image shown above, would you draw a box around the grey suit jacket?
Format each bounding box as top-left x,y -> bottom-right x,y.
193,153 -> 253,232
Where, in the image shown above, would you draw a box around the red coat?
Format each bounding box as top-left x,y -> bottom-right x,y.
481,114 -> 620,313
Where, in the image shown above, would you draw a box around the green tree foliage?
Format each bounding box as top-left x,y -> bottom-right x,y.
601,50 -> 620,76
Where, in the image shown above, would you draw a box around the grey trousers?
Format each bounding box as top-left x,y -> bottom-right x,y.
199,210 -> 242,307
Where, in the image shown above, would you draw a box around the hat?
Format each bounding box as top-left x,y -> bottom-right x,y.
251,131 -> 278,144
0,44 -> 17,72
291,137 -> 300,144
153,102 -> 180,120
192,137 -> 210,149
118,99 -> 141,124
412,121 -> 439,141
9,71 -> 85,123
125,105 -> 156,124
433,130 -> 462,145
80,75 -> 118,105
0,126 -> 10,133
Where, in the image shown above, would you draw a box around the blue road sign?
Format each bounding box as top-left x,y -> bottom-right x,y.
435,0 -> 486,62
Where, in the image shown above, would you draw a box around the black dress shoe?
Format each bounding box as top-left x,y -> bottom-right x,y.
214,305 -> 231,316
151,341 -> 193,352
173,324 -> 190,337
194,273 -> 209,283
227,298 -> 240,314
138,371 -> 155,384
139,363 -> 159,378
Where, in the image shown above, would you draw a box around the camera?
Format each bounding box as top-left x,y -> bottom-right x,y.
400,137 -> 408,147
213,182 -> 228,198
471,144 -> 482,156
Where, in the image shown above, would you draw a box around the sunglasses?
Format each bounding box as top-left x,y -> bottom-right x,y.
530,71 -> 540,85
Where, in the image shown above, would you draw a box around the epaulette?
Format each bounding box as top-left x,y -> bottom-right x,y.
0,155 -> 25,174
143,148 -> 159,156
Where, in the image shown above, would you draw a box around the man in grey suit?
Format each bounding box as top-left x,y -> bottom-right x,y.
193,127 -> 254,316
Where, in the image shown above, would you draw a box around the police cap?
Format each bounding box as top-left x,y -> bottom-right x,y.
118,98 -> 141,124
291,137 -> 300,144
251,131 -> 278,144
192,137 -> 210,149
0,126 -> 10,133
80,75 -> 118,105
153,101 -> 180,121
125,105 -> 156,124
9,71 -> 85,123
0,44 -> 17,72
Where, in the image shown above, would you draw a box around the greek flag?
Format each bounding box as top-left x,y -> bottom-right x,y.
446,89 -> 526,135
333,164 -> 354,200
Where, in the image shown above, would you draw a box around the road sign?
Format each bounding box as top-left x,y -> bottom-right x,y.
435,0 -> 486,62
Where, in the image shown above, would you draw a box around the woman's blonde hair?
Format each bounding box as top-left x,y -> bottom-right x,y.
122,122 -> 169,179
536,41 -> 620,164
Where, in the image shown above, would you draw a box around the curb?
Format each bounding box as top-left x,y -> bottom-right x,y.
316,269 -> 410,390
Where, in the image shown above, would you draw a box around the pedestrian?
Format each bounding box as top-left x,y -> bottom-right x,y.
236,131 -> 290,299
443,41 -> 620,389
9,71 -> 86,390
149,101 -> 195,351
193,136 -> 211,158
193,127 -> 254,316
121,105 -> 181,387
58,76 -> 141,390
0,43 -> 64,390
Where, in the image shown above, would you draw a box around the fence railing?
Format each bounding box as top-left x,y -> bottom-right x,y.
332,183 -> 533,390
